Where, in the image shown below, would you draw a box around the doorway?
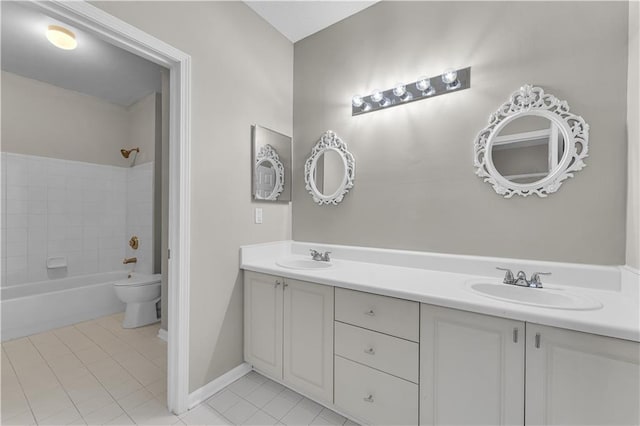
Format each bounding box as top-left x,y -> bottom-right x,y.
13,1 -> 192,415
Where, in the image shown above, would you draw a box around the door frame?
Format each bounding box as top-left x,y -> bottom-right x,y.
28,0 -> 192,414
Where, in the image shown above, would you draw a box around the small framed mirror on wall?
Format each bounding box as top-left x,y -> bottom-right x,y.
304,130 -> 355,205
252,125 -> 292,202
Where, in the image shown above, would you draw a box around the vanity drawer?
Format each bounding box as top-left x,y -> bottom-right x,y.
335,288 -> 419,342
334,321 -> 418,383
335,355 -> 418,426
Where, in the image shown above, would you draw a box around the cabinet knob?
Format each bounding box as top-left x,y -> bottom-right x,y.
275,280 -> 281,287
364,309 -> 375,317
363,394 -> 374,403
364,347 -> 375,355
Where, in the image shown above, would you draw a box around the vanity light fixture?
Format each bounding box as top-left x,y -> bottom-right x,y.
46,25 -> 77,50
393,83 -> 413,102
371,89 -> 391,107
442,68 -> 461,90
415,77 -> 435,96
351,95 -> 371,112
351,67 -> 471,116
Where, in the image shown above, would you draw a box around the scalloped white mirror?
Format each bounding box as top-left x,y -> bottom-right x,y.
474,85 -> 589,198
305,130 -> 355,205
252,125 -> 291,202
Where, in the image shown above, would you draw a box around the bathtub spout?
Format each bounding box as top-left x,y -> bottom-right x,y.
123,257 -> 137,265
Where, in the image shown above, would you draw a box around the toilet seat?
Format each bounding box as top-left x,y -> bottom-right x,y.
113,273 -> 161,287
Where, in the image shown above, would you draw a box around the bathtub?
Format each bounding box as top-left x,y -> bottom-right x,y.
1,271 -> 126,341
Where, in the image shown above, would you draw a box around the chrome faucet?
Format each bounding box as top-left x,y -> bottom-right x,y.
310,249 -> 331,262
496,267 -> 550,288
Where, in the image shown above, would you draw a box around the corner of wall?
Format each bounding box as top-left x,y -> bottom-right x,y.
626,0 -> 639,269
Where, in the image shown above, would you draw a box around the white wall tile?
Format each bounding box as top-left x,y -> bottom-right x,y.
1,154 -> 155,287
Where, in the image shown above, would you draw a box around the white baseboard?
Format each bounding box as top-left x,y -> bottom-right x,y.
186,362 -> 251,410
157,328 -> 168,342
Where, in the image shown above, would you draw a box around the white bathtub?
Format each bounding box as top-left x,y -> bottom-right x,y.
1,271 -> 126,341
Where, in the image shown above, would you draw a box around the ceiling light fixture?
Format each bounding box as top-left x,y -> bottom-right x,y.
46,25 -> 77,50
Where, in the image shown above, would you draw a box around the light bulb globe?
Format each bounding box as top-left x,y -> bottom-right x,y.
371,90 -> 384,103
393,83 -> 406,97
442,68 -> 458,84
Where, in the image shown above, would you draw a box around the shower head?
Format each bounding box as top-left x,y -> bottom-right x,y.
120,147 -> 140,159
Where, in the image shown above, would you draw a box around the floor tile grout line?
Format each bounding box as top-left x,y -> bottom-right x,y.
27,332 -> 99,425
224,377 -> 308,423
90,315 -> 165,363
70,320 -> 157,392
1,345 -> 38,424
67,317 -> 173,423
75,317 -> 167,382
30,319 -> 155,424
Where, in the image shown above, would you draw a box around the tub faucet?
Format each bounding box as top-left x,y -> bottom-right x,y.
123,257 -> 137,264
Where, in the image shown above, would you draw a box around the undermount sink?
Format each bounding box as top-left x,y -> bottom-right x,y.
276,257 -> 333,270
467,281 -> 602,311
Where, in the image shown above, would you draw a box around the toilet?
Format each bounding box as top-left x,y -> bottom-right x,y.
114,273 -> 162,328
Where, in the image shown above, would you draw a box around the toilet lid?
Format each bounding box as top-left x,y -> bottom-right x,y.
114,273 -> 161,287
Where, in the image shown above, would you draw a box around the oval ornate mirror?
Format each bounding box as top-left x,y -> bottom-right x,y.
254,144 -> 284,200
305,130 -> 355,205
474,85 -> 589,197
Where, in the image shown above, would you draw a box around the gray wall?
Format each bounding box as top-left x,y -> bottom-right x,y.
293,1 -> 628,265
627,0 -> 639,269
93,1 -> 293,392
2,71 -> 157,166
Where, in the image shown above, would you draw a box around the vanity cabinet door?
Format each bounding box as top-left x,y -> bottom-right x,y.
525,324 -> 640,425
283,278 -> 334,404
420,304 -> 525,426
244,271 -> 283,379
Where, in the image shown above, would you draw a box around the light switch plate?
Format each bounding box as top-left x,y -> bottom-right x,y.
255,208 -> 263,224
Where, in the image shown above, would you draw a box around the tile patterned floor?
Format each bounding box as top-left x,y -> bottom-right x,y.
1,313 -> 356,425
2,313 -> 169,425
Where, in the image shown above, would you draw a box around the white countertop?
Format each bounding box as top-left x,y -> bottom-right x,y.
241,242 -> 640,342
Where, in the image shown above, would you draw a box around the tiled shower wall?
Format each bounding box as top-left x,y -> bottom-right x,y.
1,153 -> 154,286
126,162 -> 154,275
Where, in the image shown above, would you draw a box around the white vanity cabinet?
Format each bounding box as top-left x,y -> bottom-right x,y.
420,304 -> 525,426
420,304 -> 640,426
525,323 -> 640,425
335,288 -> 420,426
243,271 -> 334,404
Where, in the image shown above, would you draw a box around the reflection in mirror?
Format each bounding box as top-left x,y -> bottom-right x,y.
314,149 -> 346,196
255,159 -> 277,199
304,130 -> 355,205
252,125 -> 291,202
474,85 -> 589,198
492,116 -> 565,184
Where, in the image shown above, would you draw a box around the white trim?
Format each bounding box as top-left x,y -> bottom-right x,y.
27,1 -> 192,415
157,328 -> 168,342
187,363 -> 252,410
621,265 -> 640,275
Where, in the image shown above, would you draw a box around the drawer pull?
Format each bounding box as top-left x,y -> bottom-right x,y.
513,327 -> 518,343
275,280 -> 281,287
535,332 -> 541,348
363,394 -> 374,403
364,347 -> 375,355
364,309 -> 375,316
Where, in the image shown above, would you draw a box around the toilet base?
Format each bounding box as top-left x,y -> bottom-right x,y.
122,297 -> 160,328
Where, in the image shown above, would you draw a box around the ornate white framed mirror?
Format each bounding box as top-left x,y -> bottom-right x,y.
305,130 -> 355,205
474,85 -> 589,198
252,125 -> 291,201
